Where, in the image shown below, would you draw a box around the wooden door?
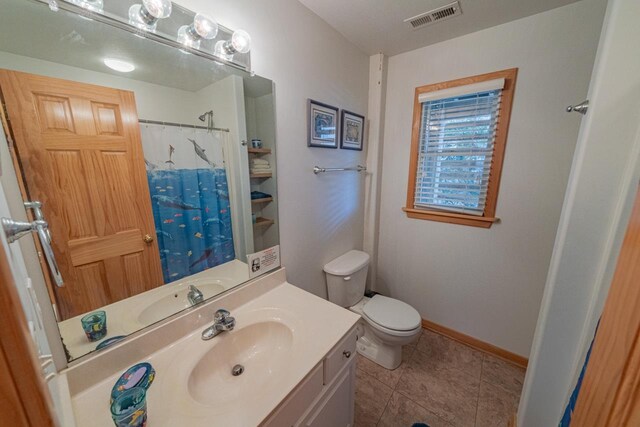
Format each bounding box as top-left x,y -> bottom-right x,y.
0,237 -> 56,426
0,70 -> 164,320
571,185 -> 640,425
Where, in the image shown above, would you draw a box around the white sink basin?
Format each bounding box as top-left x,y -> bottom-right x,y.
138,281 -> 226,325
187,321 -> 293,407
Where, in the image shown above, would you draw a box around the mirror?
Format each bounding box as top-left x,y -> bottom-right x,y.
0,0 -> 279,362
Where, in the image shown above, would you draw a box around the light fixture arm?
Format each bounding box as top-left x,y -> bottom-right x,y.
185,24 -> 202,41
138,5 -> 158,25
221,40 -> 237,55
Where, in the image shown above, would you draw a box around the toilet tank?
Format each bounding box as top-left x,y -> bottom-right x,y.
323,250 -> 370,307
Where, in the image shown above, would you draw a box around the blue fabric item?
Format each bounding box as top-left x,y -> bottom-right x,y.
251,190 -> 272,199
559,321 -> 599,426
411,424 -> 429,427
148,168 -> 235,283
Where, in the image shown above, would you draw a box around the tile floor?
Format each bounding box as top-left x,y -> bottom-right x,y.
354,329 -> 525,427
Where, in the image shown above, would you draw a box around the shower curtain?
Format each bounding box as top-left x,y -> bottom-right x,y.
140,124 -> 235,283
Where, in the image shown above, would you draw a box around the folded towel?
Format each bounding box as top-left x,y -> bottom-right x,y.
250,164 -> 271,170
251,158 -> 269,166
251,168 -> 272,174
251,191 -> 272,199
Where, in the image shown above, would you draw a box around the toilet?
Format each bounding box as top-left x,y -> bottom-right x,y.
323,250 -> 422,370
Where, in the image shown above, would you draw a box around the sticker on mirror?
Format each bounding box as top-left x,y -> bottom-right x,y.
247,245 -> 281,279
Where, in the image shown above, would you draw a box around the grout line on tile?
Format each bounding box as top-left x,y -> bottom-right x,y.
473,354 -> 485,427
375,391 -> 393,427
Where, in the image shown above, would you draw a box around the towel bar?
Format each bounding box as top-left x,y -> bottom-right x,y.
313,165 -> 367,174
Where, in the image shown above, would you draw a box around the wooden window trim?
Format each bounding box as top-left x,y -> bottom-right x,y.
404,68 -> 518,228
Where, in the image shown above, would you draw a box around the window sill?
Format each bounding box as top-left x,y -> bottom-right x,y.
402,207 -> 499,228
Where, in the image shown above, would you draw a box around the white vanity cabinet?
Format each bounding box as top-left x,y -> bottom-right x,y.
262,326 -> 358,427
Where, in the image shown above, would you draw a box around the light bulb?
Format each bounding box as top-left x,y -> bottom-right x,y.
214,40 -> 233,61
68,0 -> 103,13
230,30 -> 251,54
192,13 -> 218,39
177,13 -> 218,50
129,0 -> 171,31
143,0 -> 171,19
177,25 -> 201,50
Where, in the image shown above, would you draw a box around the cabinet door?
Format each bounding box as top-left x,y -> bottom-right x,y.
300,361 -> 356,427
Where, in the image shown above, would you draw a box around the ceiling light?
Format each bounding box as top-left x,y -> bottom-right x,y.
128,0 -> 172,31
103,58 -> 135,72
177,13 -> 218,49
215,29 -> 251,60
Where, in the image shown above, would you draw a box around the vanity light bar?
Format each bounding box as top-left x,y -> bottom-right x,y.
44,0 -> 252,72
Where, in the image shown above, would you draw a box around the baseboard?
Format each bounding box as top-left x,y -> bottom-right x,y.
421,319 -> 528,369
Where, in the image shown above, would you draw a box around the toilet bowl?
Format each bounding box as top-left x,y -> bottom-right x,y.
323,250 -> 422,370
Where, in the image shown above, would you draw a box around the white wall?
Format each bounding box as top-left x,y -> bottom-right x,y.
375,0 -> 606,357
0,51 -> 203,125
519,0 -> 640,424
181,0 -> 370,297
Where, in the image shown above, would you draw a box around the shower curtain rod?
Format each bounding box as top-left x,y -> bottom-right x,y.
139,119 -> 230,133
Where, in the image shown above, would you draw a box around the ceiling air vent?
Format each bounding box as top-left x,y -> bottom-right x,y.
404,1 -> 462,30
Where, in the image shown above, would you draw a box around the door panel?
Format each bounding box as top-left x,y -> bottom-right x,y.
572,186 -> 640,425
0,69 -> 164,319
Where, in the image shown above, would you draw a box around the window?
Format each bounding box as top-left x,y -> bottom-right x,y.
404,68 -> 517,228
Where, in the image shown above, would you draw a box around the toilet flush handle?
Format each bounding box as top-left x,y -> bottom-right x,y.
343,276 -> 351,281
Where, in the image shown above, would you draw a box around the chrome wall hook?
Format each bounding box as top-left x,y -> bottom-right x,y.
566,100 -> 589,115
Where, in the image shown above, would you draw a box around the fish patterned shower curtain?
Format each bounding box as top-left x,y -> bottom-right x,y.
140,124 -> 235,283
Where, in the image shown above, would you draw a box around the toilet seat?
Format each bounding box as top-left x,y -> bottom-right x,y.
362,313 -> 422,338
362,295 -> 421,336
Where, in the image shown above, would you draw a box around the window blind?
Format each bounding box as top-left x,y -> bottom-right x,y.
418,78 -> 505,103
414,88 -> 503,215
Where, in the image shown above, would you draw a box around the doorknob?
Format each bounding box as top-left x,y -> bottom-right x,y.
143,234 -> 154,244
566,100 -> 589,115
24,201 -> 51,243
1,217 -> 64,287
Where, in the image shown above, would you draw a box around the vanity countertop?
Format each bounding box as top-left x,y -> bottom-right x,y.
70,280 -> 360,426
59,260 -> 250,359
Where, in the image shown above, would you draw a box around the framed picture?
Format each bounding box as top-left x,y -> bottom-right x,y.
340,110 -> 365,151
307,99 -> 339,148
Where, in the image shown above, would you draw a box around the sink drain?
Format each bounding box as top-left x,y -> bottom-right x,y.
232,364 -> 244,376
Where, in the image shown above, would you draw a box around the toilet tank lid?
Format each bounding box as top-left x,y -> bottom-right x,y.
323,250 -> 370,276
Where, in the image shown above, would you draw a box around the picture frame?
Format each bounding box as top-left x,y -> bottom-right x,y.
340,110 -> 365,151
307,99 -> 339,149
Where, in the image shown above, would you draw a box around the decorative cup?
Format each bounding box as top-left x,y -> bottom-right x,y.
110,386 -> 147,427
251,139 -> 263,148
81,310 -> 107,342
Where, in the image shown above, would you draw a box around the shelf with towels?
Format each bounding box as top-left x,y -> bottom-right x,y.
250,173 -> 272,179
253,217 -> 275,228
248,148 -> 271,154
251,197 -> 273,204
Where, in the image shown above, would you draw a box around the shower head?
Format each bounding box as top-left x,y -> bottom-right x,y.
198,110 -> 213,122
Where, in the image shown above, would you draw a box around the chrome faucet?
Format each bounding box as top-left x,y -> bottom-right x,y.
187,284 -> 204,306
201,309 -> 235,341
